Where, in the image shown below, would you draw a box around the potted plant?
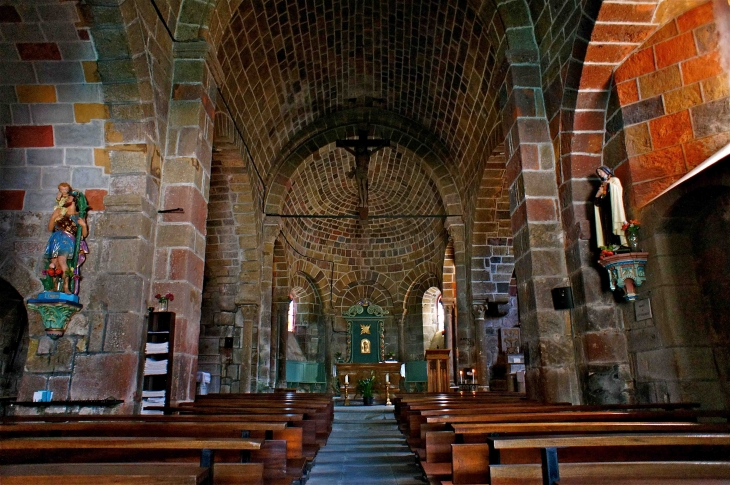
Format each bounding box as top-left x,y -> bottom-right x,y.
357,372 -> 377,406
385,351 -> 396,361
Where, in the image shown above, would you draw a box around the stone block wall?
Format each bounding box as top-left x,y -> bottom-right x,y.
613,2 -> 730,207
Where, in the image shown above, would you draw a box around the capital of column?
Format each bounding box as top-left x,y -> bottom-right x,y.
172,40 -> 210,59
237,303 -> 259,320
472,303 -> 486,320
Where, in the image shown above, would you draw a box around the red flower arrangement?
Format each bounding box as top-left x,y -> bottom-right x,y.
155,293 -> 174,303
621,219 -> 641,235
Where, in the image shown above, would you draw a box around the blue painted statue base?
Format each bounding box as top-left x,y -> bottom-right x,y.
29,291 -> 80,305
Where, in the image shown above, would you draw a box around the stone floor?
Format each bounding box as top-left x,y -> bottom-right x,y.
306,404 -> 426,485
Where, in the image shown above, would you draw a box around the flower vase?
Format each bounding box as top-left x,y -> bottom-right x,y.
627,231 -> 640,252
158,299 -> 168,312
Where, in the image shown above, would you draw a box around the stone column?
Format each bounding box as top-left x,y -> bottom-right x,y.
473,303 -> 488,386
275,301 -> 289,388
444,217 -> 473,376
443,303 -> 455,385
323,302 -> 334,391
256,216 -> 281,390
238,304 -> 258,393
397,310 -> 407,362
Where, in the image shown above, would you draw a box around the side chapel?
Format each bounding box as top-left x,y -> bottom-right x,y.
0,0 -> 729,413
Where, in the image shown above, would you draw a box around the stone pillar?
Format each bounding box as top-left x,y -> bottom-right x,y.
443,303 -> 455,385
397,310 -> 407,362
323,302 -> 334,391
238,304 -> 258,393
256,216 -> 281,390
275,301 -> 289,388
444,217 -> 473,375
473,303 -> 488,386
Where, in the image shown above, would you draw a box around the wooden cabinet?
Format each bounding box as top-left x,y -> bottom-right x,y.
140,311 -> 175,414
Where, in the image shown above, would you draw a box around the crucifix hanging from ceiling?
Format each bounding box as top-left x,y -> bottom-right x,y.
336,128 -> 390,220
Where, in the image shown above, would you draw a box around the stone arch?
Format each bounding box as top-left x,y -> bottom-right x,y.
399,261 -> 443,312
470,143 -> 514,303
0,278 -> 29,401
289,271 -> 325,362
291,261 -> 331,309
263,109 -> 464,218
335,276 -> 395,314
630,163 -> 730,409
402,272 -> 442,362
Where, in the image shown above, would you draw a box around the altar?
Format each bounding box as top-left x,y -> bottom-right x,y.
336,300 -> 401,404
336,362 -> 402,404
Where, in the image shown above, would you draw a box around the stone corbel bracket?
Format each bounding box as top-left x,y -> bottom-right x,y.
598,252 -> 649,302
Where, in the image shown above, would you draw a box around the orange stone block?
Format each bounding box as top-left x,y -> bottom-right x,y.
682,50 -> 723,84
677,2 -> 714,32
74,103 -> 109,123
624,123 -> 653,157
82,61 -> 101,83
615,48 -> 655,84
94,148 -> 111,174
684,132 -> 730,169
649,110 -> 693,150
84,189 -> 107,211
639,64 -> 681,99
16,85 -> 57,103
616,80 -> 639,105
584,43 -> 634,64
654,32 -> 697,69
663,84 -> 702,114
634,175 -> 683,207
629,145 -> 685,184
700,73 -> 730,102
579,64 -> 614,90
597,3 -> 656,23
643,21 -> 679,48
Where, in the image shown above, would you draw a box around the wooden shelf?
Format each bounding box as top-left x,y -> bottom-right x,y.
139,311 -> 175,414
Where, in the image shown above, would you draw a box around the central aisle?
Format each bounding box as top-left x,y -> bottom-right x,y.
306,404 -> 425,485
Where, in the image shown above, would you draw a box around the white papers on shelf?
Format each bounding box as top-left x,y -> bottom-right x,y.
145,342 -> 169,354
144,358 -> 168,375
141,389 -> 166,414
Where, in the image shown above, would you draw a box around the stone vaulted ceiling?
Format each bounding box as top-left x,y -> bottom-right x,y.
214,0 -> 506,273
216,0 -> 505,193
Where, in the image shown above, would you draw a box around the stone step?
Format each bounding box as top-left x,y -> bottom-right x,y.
307,407 -> 423,485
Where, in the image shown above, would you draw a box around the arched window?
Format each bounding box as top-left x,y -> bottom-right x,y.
287,299 -> 296,332
437,296 -> 445,332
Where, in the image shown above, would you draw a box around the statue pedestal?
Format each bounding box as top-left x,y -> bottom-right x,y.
27,292 -> 82,339
598,252 -> 649,301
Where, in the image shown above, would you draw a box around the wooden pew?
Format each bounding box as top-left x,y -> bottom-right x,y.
489,461 -> 730,485
0,420 -> 302,485
488,433 -> 730,485
418,417 -> 730,482
0,436 -> 264,485
0,463 -> 212,485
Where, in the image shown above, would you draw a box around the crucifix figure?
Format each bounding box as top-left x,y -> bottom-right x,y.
336,129 -> 390,219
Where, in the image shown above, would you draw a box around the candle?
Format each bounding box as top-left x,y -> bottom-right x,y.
345,375 -> 349,385
459,370 -> 463,384
472,368 -> 476,384
386,373 -> 389,384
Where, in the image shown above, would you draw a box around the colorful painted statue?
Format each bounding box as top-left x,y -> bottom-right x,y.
594,166 -> 628,248
44,182 -> 89,294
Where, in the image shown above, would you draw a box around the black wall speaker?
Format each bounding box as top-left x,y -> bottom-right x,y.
551,287 -> 574,310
